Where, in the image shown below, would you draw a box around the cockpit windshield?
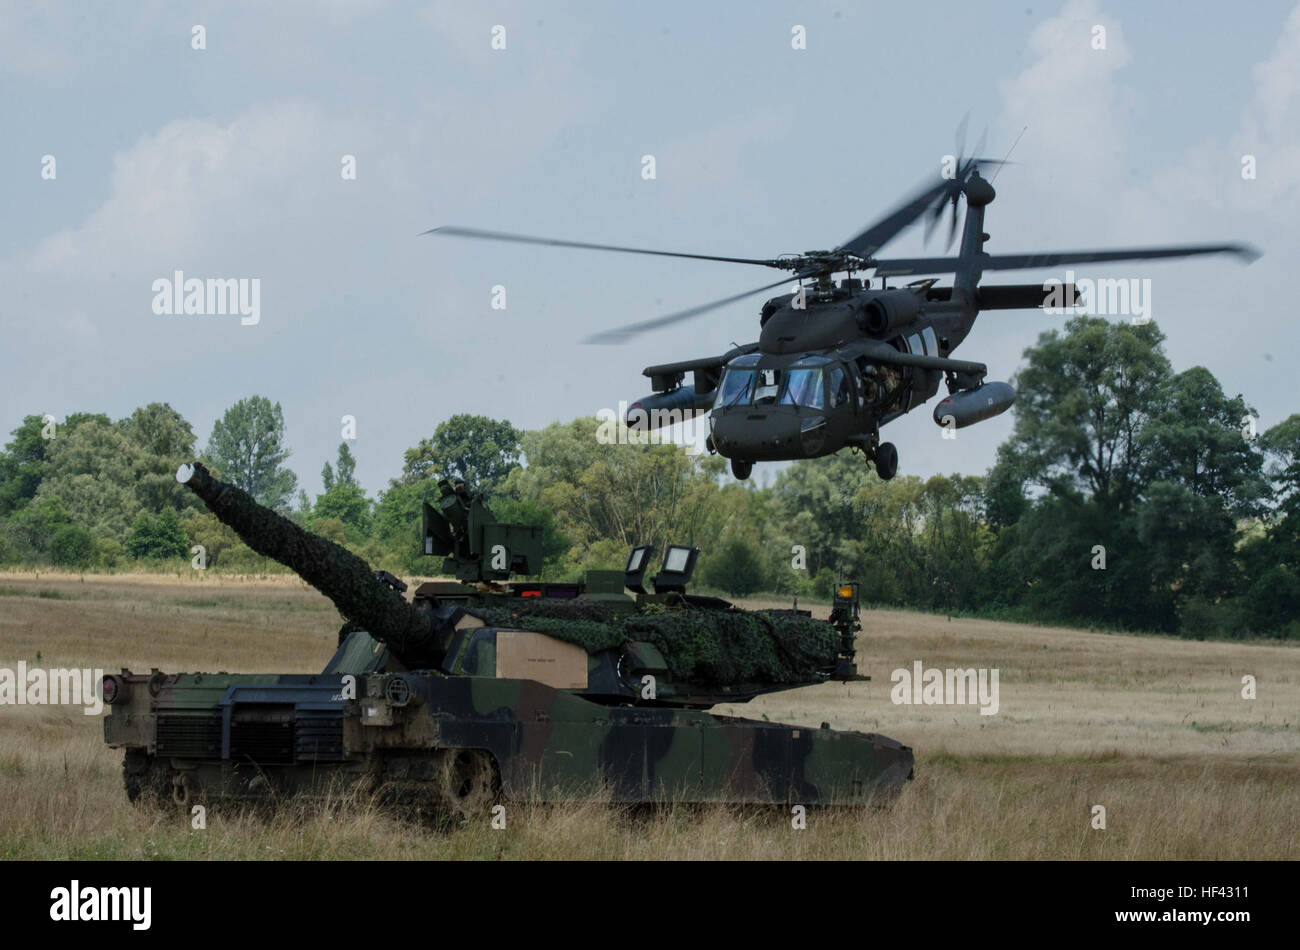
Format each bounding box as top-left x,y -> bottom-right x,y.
716,362 -> 826,410
778,368 -> 825,409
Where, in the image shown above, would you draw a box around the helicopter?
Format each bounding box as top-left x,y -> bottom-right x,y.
428,150 -> 1257,481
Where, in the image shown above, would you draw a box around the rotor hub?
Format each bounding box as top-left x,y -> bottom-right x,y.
963,172 -> 996,208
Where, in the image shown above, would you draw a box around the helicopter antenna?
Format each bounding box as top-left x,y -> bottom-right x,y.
990,125 -> 1027,184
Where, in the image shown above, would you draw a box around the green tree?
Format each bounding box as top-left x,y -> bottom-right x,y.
399,415 -> 522,494
505,417 -> 724,577
1231,415 -> 1300,636
373,480 -> 437,574
772,453 -> 876,580
206,396 -> 298,508
314,443 -> 371,533
36,419 -> 146,542
1261,414 -> 1300,517
119,402 -> 196,460
0,415 -> 53,516
0,411 -> 107,519
118,402 -> 200,514
1137,367 -> 1266,517
982,320 -> 1274,634
1001,316 -> 1171,512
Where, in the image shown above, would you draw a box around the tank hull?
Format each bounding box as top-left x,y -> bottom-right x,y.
106,671 -> 913,811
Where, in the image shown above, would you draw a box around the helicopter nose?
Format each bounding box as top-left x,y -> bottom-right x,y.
711,410 -> 805,461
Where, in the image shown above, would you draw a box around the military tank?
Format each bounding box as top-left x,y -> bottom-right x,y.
102,462 -> 912,819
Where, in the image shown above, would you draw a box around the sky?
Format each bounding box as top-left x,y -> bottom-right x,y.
2,0 -> 1298,498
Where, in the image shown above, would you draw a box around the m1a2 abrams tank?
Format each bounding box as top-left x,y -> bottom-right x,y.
102,462 -> 912,819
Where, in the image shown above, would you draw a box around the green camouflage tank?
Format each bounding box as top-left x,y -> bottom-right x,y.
101,463 -> 912,819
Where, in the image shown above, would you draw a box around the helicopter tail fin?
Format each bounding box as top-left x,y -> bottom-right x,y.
953,170 -> 996,299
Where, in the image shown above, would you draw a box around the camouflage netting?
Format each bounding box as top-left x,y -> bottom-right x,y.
466,602 -> 838,685
182,462 -> 432,658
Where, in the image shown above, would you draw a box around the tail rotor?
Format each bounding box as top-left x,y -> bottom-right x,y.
924,118 -> 996,251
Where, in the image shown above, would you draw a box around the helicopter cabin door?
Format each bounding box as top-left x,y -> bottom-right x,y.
825,362 -> 856,450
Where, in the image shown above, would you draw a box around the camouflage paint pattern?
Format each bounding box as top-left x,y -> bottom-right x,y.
105,665 -> 913,809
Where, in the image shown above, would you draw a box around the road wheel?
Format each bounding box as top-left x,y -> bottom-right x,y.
123,751 -> 172,807
435,749 -> 499,820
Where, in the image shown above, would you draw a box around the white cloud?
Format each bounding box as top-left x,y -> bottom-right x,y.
22,102 -> 334,279
997,0 -> 1135,189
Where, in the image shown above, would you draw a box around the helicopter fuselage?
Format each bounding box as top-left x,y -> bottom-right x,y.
631,280 -> 1002,478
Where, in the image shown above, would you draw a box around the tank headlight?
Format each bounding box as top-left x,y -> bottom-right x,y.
102,674 -> 128,705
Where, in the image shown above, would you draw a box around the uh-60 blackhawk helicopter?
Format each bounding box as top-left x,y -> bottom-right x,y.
429,150 -> 1257,481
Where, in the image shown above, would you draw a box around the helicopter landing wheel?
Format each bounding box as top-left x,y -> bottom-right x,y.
875,442 -> 898,480
731,458 -> 754,480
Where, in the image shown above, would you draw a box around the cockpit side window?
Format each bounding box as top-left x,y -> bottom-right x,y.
828,365 -> 850,409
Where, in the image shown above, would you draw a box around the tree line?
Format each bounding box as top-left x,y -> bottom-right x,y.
1,316 -> 1296,640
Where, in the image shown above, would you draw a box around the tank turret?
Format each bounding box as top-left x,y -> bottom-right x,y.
177,460 -> 855,703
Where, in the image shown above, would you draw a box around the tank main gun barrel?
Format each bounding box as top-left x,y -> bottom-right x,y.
176,462 -> 450,665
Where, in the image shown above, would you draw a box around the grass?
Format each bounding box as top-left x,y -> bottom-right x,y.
0,570 -> 1296,860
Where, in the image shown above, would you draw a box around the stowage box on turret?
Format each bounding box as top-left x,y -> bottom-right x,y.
101,462 -> 912,819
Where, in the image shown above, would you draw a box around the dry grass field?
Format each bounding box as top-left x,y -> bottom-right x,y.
0,569 -> 1296,860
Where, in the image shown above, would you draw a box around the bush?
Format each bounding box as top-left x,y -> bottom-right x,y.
698,537 -> 766,597
308,516 -> 348,546
50,524 -> 98,568
5,496 -> 70,559
1178,596 -> 1252,640
97,537 -> 123,569
0,529 -> 21,565
182,510 -> 238,568
124,509 -> 189,560
209,540 -> 284,574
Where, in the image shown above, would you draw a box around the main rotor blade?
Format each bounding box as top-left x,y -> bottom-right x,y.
835,160 -> 1008,259
425,226 -> 782,268
870,243 -> 1261,277
584,276 -> 794,345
